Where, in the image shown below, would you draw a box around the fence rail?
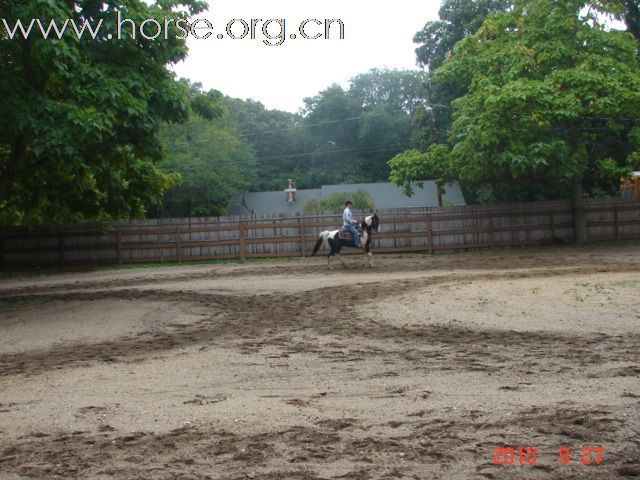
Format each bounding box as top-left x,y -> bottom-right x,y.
1,198 -> 639,268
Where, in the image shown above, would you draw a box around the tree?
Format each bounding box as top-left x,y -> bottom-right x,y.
348,69 -> 428,181
622,0 -> 640,45
0,0 -> 213,225
414,0 -> 513,72
388,145 -> 452,206
349,68 -> 427,114
412,0 -> 512,148
223,97 -> 304,192
599,0 -> 640,47
214,69 -> 427,194
300,84 -> 364,187
155,91 -> 256,218
297,70 -> 427,188
391,0 -> 640,242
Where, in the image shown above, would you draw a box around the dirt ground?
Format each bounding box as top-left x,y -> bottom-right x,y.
1,243 -> 639,480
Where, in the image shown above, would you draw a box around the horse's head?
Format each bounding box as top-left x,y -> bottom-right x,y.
364,213 -> 379,233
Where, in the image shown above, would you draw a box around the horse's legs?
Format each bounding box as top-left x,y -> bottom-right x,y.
328,240 -> 347,269
327,253 -> 345,269
362,235 -> 373,268
335,243 -> 347,268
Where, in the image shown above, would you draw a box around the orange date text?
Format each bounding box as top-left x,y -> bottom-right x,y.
493,445 -> 604,466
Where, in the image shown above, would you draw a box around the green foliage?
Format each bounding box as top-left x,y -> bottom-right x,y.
598,0 -> 640,48
392,0 -> 640,208
349,68 -> 427,114
443,0 -> 640,194
414,0 -> 513,72
220,69 -> 428,194
411,0 -> 640,167
223,97 -> 304,192
153,94 -> 256,218
303,190 -> 375,213
627,126 -> 640,169
299,84 -> 367,187
389,146 -> 452,195
0,0 -> 212,225
412,0 -> 512,149
297,69 -> 427,188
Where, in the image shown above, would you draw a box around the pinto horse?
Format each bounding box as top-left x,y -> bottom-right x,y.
311,214 -> 380,268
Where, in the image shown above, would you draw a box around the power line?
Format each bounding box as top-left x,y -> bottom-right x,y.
158,140 -> 423,172
164,107 -> 416,147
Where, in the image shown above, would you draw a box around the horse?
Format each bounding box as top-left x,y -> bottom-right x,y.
311,214 -> 380,269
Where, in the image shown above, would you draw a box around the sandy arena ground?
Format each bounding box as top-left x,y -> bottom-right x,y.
1,244 -> 639,479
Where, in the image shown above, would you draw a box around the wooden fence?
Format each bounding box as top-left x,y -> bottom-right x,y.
1,198 -> 639,268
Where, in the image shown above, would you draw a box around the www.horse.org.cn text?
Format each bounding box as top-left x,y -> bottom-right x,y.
1,13 -> 346,47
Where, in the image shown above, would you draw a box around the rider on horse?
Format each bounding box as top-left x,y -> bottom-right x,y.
343,200 -> 361,248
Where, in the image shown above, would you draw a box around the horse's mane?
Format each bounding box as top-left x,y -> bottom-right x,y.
362,213 -> 379,232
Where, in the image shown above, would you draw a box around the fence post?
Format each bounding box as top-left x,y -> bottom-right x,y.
116,231 -> 123,264
524,207 -> 530,244
426,213 -> 433,255
614,206 -> 619,241
299,217 -> 306,258
489,214 -> 495,249
239,222 -> 246,262
175,228 -> 182,263
549,210 -> 555,241
58,232 -> 65,267
0,235 -> 4,269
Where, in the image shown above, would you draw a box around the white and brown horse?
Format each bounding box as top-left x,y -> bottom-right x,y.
311,214 -> 380,268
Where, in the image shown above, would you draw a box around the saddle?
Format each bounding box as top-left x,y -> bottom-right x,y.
338,225 -> 362,241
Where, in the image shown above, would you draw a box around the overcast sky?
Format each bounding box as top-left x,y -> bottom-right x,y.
171,1 -> 442,113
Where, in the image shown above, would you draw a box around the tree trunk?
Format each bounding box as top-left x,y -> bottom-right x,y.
0,174 -> 14,207
0,134 -> 27,207
572,169 -> 587,244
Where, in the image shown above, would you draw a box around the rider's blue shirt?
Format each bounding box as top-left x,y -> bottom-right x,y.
343,207 -> 356,227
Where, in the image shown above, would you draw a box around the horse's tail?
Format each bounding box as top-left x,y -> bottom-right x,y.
311,231 -> 329,256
